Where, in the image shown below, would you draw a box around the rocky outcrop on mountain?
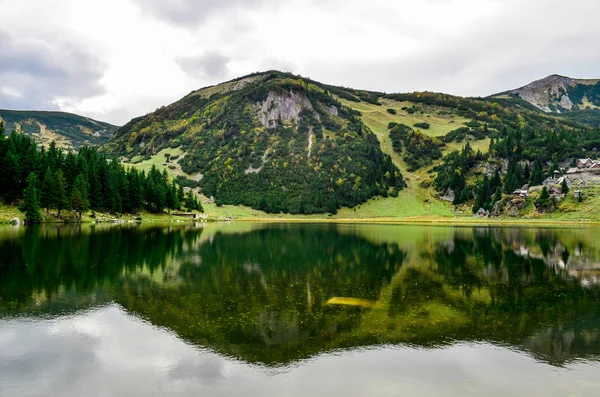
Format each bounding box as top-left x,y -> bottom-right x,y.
498,74 -> 600,113
257,91 -> 314,127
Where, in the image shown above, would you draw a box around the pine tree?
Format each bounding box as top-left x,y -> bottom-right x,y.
88,158 -> 103,209
19,172 -> 41,223
166,182 -> 176,214
493,186 -> 502,204
522,163 -> 531,181
530,159 -> 544,186
183,190 -> 203,212
71,173 -> 90,220
503,170 -> 517,194
177,184 -> 185,204
514,162 -> 524,188
127,169 -> 144,213
54,170 -> 68,217
171,181 -> 181,211
561,179 -> 569,194
551,157 -> 559,173
491,170 -> 501,191
40,167 -> 56,215
537,186 -> 550,208
4,151 -> 21,203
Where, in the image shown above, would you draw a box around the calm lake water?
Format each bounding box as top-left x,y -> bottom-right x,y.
1,223 -> 600,396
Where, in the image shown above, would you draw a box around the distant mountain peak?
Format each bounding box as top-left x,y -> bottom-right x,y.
491,74 -> 600,117
0,109 -> 118,149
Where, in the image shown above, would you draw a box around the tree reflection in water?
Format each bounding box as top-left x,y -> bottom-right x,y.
0,224 -> 599,366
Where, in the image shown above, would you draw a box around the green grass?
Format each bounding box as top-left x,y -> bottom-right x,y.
445,138 -> 491,154
0,204 -> 21,223
546,186 -> 600,221
341,98 -> 471,138
126,147 -> 188,179
0,203 -> 210,224
336,97 -> 455,219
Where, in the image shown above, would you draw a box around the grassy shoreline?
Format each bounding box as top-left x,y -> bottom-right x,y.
232,216 -> 600,226
0,204 -> 211,225
3,206 -> 599,227
3,196 -> 600,226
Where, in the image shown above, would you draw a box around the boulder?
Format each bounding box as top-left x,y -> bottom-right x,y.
490,201 -> 502,217
509,199 -> 527,210
475,208 -> 489,218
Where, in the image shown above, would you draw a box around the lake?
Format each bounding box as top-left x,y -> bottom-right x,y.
1,223 -> 599,396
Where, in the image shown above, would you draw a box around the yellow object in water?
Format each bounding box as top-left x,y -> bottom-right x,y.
325,297 -> 383,309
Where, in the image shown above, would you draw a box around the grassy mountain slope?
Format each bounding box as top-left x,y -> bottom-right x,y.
490,74 -> 600,127
107,71 -> 593,218
108,71 -> 404,214
0,109 -> 117,149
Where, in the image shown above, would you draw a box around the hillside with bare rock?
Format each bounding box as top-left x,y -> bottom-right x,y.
491,74 -> 600,126
107,71 -> 404,214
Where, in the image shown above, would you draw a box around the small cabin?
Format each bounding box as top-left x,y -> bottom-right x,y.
549,186 -> 563,195
172,212 -> 206,219
578,158 -> 596,169
513,189 -> 529,199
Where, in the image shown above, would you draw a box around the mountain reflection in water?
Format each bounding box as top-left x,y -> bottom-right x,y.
1,223 -> 599,396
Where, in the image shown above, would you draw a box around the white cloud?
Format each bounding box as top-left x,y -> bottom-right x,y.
1,305 -> 599,396
1,86 -> 23,98
0,0 -> 598,125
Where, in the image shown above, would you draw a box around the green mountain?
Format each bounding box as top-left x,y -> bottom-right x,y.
108,71 -> 591,215
108,71 -> 405,214
489,74 -> 600,126
0,109 -> 117,149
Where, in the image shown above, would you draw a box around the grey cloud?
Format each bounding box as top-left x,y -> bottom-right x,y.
169,355 -> 226,383
0,30 -> 106,110
177,51 -> 230,79
132,0 -> 275,25
92,95 -> 184,126
0,319 -> 101,396
303,0 -> 600,98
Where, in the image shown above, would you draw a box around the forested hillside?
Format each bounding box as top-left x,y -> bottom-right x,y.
0,109 -> 117,148
4,70 -> 600,221
0,122 -> 201,223
107,71 -> 405,214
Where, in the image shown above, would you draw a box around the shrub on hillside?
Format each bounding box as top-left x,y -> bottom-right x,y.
389,124 -> 444,171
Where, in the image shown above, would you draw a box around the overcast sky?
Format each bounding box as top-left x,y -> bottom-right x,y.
1,0 -> 598,125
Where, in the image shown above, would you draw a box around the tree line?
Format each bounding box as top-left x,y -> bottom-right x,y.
0,122 -> 202,223
434,125 -> 600,210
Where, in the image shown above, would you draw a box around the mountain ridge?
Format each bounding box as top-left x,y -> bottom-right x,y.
104,70 -> 600,216
490,74 -> 600,126
108,71 -> 404,214
0,109 -> 118,149
3,71 -> 600,219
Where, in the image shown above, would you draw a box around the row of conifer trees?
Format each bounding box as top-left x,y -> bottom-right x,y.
0,122 -> 202,223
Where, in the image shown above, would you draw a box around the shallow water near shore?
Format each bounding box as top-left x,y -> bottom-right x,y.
1,223 -> 599,396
